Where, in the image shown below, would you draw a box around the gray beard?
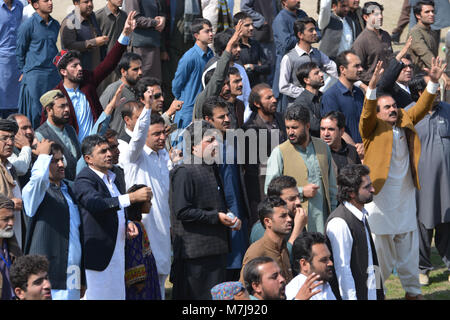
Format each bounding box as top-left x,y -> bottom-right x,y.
0,228 -> 14,239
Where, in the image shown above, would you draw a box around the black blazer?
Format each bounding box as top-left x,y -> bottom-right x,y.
377,58 -> 413,109
73,166 -> 127,271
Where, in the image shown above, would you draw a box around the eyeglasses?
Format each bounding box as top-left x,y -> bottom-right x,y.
0,135 -> 15,142
402,64 -> 413,69
153,93 -> 163,99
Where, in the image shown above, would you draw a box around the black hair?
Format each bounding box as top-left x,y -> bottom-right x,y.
135,77 -> 162,100
337,164 -> 371,203
191,18 -> 212,35
121,100 -> 143,120
57,51 -> 81,75
335,50 -> 357,76
321,111 -> 346,129
285,105 -> 310,125
202,96 -> 229,119
296,62 -> 320,87
233,11 -> 251,26
267,175 -> 297,197
9,255 -> 49,291
294,17 -> 317,39
117,52 -> 142,74
413,0 -> 435,21
243,256 -> 276,295
150,112 -> 165,126
362,1 -> 384,16
292,232 -> 328,275
104,129 -> 118,140
125,184 -> 148,222
408,73 -> 428,102
81,134 -> 109,157
258,196 -> 287,229
50,142 -> 64,156
248,83 -> 271,113
213,29 -> 234,56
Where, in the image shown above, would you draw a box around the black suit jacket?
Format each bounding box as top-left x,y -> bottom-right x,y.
377,58 -> 413,109
73,166 -> 127,271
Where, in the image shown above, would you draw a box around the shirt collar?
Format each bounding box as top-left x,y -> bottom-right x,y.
295,45 -> 313,56
344,201 -> 367,222
34,11 -> 55,25
337,80 -> 353,94
193,43 -> 212,58
89,166 -> 116,184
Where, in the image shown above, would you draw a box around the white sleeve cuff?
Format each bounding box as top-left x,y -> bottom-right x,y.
118,34 -> 130,46
366,87 -> 377,100
426,81 -> 439,94
118,194 -> 131,209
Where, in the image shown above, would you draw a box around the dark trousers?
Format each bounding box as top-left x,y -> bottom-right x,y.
171,254 -> 227,300
418,221 -> 450,274
392,0 -> 411,35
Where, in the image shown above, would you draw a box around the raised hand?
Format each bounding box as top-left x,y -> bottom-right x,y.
123,11 -> 137,37
424,56 -> 447,84
368,61 -> 384,90
294,273 -> 322,300
104,83 -> 125,116
396,36 -> 412,62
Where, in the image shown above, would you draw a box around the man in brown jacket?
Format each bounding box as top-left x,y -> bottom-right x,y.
240,196 -> 293,284
359,57 -> 446,300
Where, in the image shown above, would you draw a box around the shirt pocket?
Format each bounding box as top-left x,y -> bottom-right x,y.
437,118 -> 450,139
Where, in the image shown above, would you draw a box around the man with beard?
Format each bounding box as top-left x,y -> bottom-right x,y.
265,105 -> 337,234
294,62 -> 326,138
286,232 -> 337,300
279,17 -> 337,112
351,2 -> 393,85
170,120 -> 241,299
99,52 -> 143,137
0,195 -> 22,300
326,164 -> 384,300
22,142 -> 85,300
36,90 -> 81,181
42,11 -> 137,144
242,256 -> 287,300
321,50 -> 365,159
240,196 -> 293,285
377,37 -> 415,109
360,59 -> 444,300
60,0 -> 106,72
243,84 -> 286,227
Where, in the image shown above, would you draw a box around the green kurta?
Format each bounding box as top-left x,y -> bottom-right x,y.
264,140 -> 337,234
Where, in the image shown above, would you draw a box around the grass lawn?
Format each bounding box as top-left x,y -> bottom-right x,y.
384,245 -> 450,300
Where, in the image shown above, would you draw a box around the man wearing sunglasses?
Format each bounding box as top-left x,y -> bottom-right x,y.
377,37 -> 415,109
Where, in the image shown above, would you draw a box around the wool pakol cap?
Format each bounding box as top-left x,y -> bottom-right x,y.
40,90 -> 63,108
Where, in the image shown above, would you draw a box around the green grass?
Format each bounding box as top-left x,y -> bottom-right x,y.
384,246 -> 450,300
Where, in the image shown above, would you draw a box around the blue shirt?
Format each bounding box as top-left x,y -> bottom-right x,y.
64,86 -> 94,143
0,0 -> 23,56
22,154 -> 82,300
321,80 -> 364,143
16,11 -> 60,73
172,43 -> 213,128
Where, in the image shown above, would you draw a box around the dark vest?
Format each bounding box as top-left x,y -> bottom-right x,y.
326,204 -> 384,300
132,0 -> 161,48
118,130 -> 131,144
170,163 -> 230,259
36,122 -> 81,181
24,181 -> 85,290
319,14 -> 355,60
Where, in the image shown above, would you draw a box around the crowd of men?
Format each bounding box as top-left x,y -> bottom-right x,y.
0,0 -> 450,301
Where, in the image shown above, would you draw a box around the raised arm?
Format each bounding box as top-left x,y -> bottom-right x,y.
359,61 -> 384,139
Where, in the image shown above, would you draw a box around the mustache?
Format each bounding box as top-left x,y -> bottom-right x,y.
389,111 -> 397,117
